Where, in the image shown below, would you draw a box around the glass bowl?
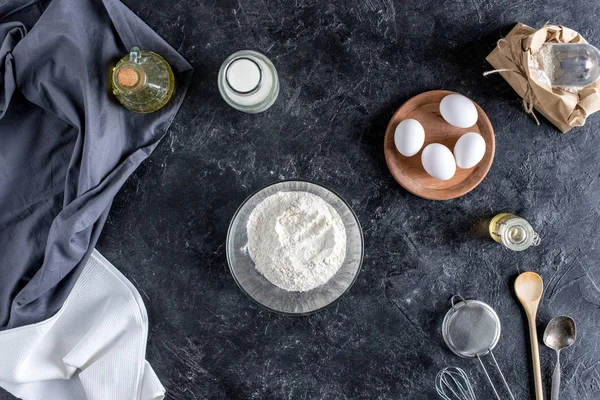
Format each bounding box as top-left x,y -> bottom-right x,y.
226,180 -> 364,315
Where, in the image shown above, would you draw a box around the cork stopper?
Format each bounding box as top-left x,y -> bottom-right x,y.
117,67 -> 140,87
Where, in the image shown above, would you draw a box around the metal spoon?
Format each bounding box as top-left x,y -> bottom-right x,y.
543,316 -> 577,400
515,271 -> 545,400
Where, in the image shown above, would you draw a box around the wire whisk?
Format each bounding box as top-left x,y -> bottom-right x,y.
435,367 -> 476,400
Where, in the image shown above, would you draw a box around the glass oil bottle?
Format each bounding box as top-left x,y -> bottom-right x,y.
489,213 -> 540,251
112,47 -> 174,113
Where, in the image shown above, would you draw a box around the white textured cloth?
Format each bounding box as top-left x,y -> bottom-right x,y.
0,250 -> 165,400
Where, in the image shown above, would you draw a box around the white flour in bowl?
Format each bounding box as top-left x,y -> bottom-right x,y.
247,191 -> 347,292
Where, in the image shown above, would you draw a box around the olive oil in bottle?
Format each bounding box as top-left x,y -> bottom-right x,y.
112,47 -> 174,113
489,213 -> 540,251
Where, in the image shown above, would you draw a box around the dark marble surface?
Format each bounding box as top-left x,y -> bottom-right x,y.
5,0 -> 600,399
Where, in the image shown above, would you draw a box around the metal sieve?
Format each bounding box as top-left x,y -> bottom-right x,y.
442,295 -> 515,400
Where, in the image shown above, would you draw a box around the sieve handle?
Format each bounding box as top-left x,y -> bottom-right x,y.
489,351 -> 516,400
528,317 -> 544,400
477,355 -> 502,400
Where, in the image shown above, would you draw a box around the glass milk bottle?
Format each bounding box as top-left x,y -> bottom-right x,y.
218,50 -> 279,113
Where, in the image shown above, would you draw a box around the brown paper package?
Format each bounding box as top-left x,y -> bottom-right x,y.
486,23 -> 600,132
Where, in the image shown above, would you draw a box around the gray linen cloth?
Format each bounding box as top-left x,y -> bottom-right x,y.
0,0 -> 193,329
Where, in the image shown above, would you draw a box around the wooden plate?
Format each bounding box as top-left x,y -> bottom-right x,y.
384,90 -> 495,200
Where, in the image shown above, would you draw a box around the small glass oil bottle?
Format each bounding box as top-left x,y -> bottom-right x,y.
489,213 -> 540,251
112,47 -> 174,113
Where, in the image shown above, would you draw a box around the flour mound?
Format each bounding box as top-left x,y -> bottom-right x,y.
247,191 -> 347,292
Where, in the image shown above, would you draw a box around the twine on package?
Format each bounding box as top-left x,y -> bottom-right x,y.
485,23 -> 600,132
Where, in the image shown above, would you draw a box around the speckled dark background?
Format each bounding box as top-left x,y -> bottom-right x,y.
4,0 -> 600,399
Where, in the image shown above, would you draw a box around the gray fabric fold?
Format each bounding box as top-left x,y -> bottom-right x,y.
0,0 -> 193,329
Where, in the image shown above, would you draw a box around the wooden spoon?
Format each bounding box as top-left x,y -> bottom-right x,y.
515,271 -> 545,400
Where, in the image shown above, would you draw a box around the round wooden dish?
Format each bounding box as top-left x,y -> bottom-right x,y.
384,90 -> 495,200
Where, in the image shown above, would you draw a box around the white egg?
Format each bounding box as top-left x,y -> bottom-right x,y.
439,94 -> 478,128
394,119 -> 425,157
421,143 -> 456,181
453,132 -> 486,169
